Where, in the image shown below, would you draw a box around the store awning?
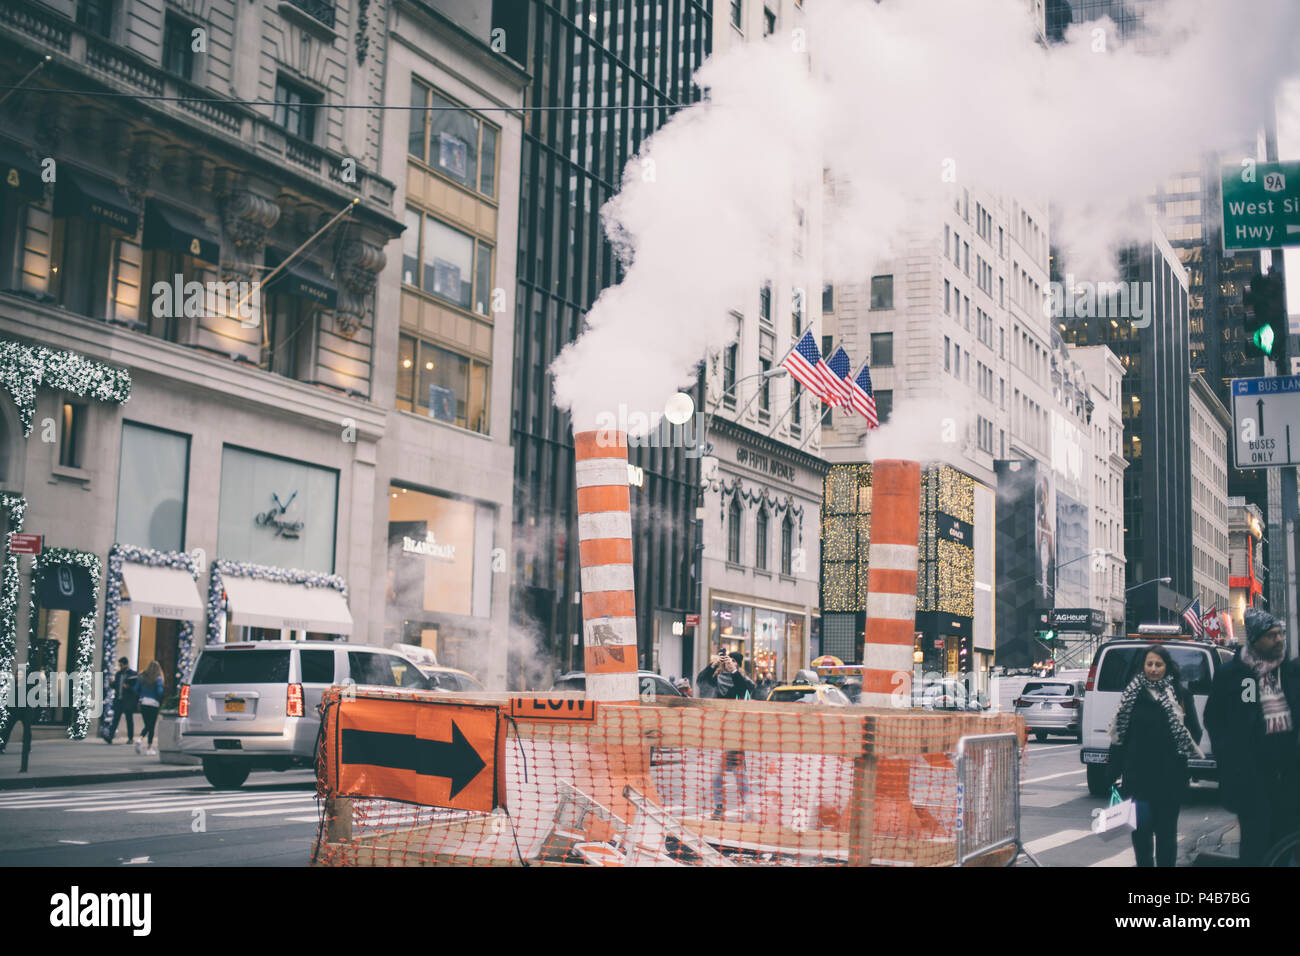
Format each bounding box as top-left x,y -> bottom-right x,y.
265,251 -> 338,309
0,139 -> 44,202
54,170 -> 138,234
222,577 -> 353,635
121,562 -> 204,622
143,200 -> 220,264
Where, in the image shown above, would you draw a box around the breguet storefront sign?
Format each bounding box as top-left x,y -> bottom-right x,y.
736,446 -> 796,482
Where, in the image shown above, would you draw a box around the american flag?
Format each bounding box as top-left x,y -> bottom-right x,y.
844,361 -> 879,428
1182,598 -> 1203,637
824,347 -> 854,407
781,331 -> 840,405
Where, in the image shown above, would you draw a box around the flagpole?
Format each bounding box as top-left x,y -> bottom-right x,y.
764,393 -> 800,438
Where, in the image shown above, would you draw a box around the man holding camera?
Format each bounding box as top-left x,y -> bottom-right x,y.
696,650 -> 757,700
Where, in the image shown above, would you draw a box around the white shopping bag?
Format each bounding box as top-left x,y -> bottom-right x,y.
1090,787 -> 1137,841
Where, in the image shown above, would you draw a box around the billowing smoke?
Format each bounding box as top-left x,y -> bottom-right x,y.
551,0 -> 1300,431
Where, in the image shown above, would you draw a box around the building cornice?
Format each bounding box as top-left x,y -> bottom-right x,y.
0,295 -> 388,442
711,415 -> 830,477
391,0 -> 530,90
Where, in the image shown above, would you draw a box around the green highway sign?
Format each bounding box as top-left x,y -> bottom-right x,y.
1221,161 -> 1300,250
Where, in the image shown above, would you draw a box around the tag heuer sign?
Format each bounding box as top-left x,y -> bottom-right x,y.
1050,608 -> 1106,633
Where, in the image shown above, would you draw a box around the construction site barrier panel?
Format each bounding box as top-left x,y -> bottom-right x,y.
312,687 -> 1027,867
954,733 -> 1027,866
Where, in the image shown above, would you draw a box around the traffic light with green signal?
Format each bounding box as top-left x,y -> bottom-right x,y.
1244,270 -> 1287,360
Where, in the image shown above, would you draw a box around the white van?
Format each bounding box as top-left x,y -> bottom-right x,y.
1079,639 -> 1235,796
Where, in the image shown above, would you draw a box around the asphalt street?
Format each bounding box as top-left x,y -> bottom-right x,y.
0,771 -> 323,867
1016,738 -> 1236,866
0,740 -> 1239,867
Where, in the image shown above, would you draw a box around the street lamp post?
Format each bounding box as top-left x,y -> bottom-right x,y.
1045,550 -> 1114,666
1125,575 -> 1172,630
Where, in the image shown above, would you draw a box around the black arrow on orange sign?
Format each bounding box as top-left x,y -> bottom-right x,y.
341,723 -> 487,798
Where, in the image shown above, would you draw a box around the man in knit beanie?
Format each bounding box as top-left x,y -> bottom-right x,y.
1205,607 -> 1300,864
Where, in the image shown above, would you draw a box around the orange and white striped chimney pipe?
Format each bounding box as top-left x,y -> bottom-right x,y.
573,429 -> 639,701
860,459 -> 922,708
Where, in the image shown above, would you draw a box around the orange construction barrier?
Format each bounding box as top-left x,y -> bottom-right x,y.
312,687 -> 1026,867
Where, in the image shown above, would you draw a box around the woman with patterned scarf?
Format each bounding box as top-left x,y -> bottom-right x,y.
1206,608 -> 1300,865
1109,644 -> 1204,867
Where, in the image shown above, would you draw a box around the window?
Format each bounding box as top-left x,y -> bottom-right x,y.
759,282 -> 771,323
115,422 -> 189,552
396,333 -> 490,434
822,283 -> 834,313
728,498 -> 742,564
821,401 -> 832,427
870,332 -> 893,367
944,279 -> 950,314
870,275 -> 893,310
48,218 -> 117,319
791,381 -> 802,429
58,402 -> 86,469
299,649 -> 335,683
791,288 -> 803,337
723,342 -> 738,406
874,389 -> 892,424
409,82 -> 500,200
780,515 -> 794,574
731,0 -> 743,28
273,75 -> 320,142
261,291 -> 315,381
944,336 -> 950,372
755,507 -> 768,570
763,6 -> 776,35
162,14 -> 197,81
759,358 -> 771,414
76,0 -> 113,37
944,224 -> 950,259
403,208 -> 493,315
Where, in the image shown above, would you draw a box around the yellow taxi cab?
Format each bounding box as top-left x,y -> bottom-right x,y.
764,681 -> 851,705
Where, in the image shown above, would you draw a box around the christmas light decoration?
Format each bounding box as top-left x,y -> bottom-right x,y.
28,548 -> 101,740
0,340 -> 132,436
0,493 -> 26,730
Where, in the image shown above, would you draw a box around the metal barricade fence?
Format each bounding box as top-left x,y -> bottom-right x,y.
954,732 -> 1039,867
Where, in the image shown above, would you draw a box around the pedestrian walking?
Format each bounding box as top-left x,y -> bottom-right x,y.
1109,644 -> 1204,867
105,656 -> 138,745
1205,608 -> 1300,865
134,660 -> 165,756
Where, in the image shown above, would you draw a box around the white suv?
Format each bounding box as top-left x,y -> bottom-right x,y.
179,641 -> 430,789
1079,639 -> 1233,796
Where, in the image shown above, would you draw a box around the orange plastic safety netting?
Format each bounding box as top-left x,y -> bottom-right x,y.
311,687 -> 1027,867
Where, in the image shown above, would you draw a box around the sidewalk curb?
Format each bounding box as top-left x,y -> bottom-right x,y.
0,767 -> 204,791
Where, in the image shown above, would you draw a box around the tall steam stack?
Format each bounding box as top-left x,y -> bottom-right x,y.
860,460 -> 923,708
573,429 -> 640,701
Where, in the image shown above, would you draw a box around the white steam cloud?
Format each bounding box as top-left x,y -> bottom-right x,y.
551,0 -> 1300,434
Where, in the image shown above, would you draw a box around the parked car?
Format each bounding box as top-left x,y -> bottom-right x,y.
912,678 -> 986,712
422,666 -> 486,693
766,682 -> 851,705
1079,638 -> 1233,797
179,641 -> 430,789
1015,679 -> 1085,742
550,671 -> 683,698
389,646 -> 486,692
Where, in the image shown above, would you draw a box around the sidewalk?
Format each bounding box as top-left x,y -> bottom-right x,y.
0,732 -> 202,790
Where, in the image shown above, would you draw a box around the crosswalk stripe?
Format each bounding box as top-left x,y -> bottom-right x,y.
66,793 -> 308,812
1023,829 -> 1093,854
0,791 -> 176,808
285,815 -> 322,823
210,803 -> 321,818
126,795 -> 318,815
